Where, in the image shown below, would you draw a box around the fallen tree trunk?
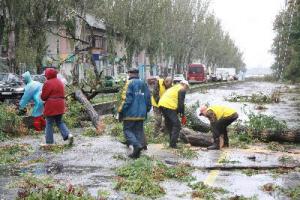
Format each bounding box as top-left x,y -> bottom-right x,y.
185,105 -> 210,133
165,160 -> 300,170
74,89 -> 103,131
260,129 -> 300,143
180,127 -> 213,147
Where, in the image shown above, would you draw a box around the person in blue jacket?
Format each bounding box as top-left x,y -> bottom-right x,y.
19,71 -> 45,131
118,68 -> 152,159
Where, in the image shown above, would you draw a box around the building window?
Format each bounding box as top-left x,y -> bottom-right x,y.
89,35 -> 106,49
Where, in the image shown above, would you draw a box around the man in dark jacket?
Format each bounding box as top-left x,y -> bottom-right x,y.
40,68 -> 73,146
118,68 -> 151,159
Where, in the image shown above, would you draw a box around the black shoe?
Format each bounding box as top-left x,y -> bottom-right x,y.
223,143 -> 229,148
207,144 -> 220,150
169,144 -> 178,149
129,147 -> 142,159
143,145 -> 148,150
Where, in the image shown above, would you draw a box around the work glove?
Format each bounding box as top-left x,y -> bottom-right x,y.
181,115 -> 187,125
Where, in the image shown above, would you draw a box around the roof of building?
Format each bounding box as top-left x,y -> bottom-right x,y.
85,14 -> 106,30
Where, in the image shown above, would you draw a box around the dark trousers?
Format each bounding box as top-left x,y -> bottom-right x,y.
123,121 -> 145,149
160,107 -> 181,147
211,113 -> 238,145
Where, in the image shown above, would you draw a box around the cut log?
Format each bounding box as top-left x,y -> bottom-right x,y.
180,127 -> 213,147
74,89 -> 104,131
260,129 -> 300,143
165,160 -> 300,170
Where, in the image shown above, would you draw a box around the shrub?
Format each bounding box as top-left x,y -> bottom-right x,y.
0,103 -> 29,139
64,99 -> 84,128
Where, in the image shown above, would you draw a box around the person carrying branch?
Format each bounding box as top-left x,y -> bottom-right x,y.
118,68 -> 152,159
158,80 -> 189,148
199,105 -> 238,150
19,71 -> 45,131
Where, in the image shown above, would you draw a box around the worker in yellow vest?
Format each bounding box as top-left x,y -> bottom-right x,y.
151,77 -> 173,135
199,105 -> 238,150
158,80 -> 189,148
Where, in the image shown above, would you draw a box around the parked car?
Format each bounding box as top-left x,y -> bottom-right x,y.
32,74 -> 46,83
0,73 -> 24,102
173,74 -> 186,83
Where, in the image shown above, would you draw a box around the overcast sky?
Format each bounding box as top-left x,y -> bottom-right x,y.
210,0 -> 286,69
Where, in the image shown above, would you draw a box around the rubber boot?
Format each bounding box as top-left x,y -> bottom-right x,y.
207,137 -> 220,150
129,146 -> 142,159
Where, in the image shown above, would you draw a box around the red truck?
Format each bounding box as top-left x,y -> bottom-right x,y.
187,63 -> 207,83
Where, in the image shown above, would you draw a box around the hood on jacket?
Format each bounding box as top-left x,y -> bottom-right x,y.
22,71 -> 32,84
45,68 -> 58,80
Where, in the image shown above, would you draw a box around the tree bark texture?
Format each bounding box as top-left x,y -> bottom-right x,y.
180,127 -> 213,147
74,89 -> 104,131
260,129 -> 300,143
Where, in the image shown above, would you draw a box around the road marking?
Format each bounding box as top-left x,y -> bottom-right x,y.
203,149 -> 229,186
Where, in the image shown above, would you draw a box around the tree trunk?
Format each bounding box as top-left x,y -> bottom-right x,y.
180,127 -> 213,147
260,129 -> 300,143
74,89 -> 104,131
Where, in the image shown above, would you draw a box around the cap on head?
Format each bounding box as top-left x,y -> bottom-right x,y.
180,80 -> 189,87
199,105 -> 207,116
128,68 -> 139,74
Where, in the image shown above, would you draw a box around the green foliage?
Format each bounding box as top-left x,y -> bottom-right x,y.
0,104 -> 29,140
82,127 -> 100,137
64,99 -> 84,128
14,174 -> 95,200
272,2 -> 300,82
175,144 -> 198,159
115,156 -> 194,198
247,113 -> 287,140
40,144 -> 72,154
276,185 -> 300,200
0,144 -> 33,165
225,92 -> 279,104
189,181 -> 228,200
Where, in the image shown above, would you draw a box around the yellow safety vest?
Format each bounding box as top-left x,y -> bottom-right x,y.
208,105 -> 236,120
118,80 -> 131,112
158,84 -> 183,110
151,79 -> 166,107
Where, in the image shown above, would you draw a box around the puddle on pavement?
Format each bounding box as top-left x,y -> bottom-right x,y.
187,81 -> 300,129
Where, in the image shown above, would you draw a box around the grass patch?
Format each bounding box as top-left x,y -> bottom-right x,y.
13,174 -> 95,200
175,144 -> 198,159
219,156 -> 240,164
228,195 -> 259,200
225,91 -> 280,104
278,155 -> 297,164
115,156 -> 194,198
40,144 -> 72,154
0,144 -> 33,165
277,185 -> 300,200
189,181 -> 228,199
82,127 -> 100,137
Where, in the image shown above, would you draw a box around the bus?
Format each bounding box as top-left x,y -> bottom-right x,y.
187,63 -> 206,83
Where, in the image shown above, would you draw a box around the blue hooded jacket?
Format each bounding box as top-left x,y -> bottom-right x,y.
118,77 -> 151,120
19,71 -> 44,117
